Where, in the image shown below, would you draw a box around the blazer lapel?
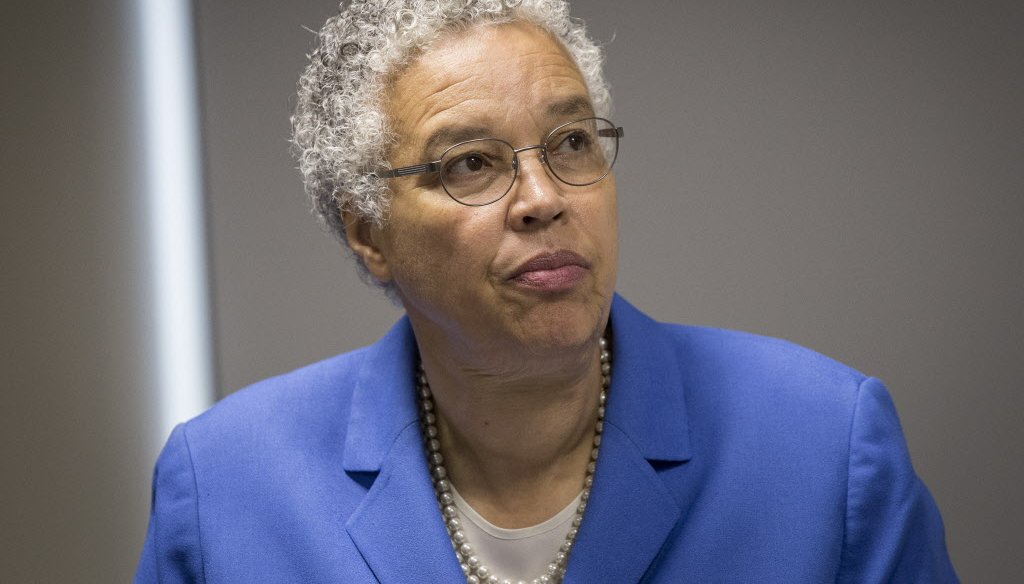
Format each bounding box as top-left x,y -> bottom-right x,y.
342,297 -> 696,583
342,318 -> 465,583
344,424 -> 465,583
563,296 -> 695,583
564,422 -> 683,584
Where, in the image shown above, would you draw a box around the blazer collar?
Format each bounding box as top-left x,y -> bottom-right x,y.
342,321 -> 467,581
341,318 -> 420,473
343,295 -> 694,583
557,295 -> 692,583
343,294 -> 692,472
345,422 -> 467,582
605,294 -> 693,463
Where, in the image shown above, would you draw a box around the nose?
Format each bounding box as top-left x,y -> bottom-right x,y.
507,147 -> 566,230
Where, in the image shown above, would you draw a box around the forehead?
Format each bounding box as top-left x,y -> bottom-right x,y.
386,22 -> 592,155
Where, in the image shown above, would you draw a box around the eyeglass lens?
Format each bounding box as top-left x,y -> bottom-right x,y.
439,117 -> 619,206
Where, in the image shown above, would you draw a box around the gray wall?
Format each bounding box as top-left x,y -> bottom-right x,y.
1,0 -> 1019,581
2,0 -> 157,581
197,1 -> 1022,581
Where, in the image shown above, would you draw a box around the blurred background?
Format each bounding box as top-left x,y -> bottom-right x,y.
2,0 -> 1021,581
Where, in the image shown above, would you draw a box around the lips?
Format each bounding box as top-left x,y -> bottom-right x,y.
508,250 -> 591,291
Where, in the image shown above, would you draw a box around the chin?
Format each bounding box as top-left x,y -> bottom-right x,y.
510,295 -> 609,351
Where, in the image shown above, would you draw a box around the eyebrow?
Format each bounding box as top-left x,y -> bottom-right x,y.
545,95 -> 594,118
418,95 -> 595,159
423,126 -> 492,160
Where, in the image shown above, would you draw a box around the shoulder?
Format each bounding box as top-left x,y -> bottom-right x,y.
609,302 -> 959,580
610,294 -> 872,446
609,295 -> 877,473
178,346 -> 371,459
611,293 -> 867,399
140,345 -> 389,582
662,322 -> 867,395
664,323 -> 871,441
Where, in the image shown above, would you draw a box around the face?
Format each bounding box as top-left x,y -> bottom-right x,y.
348,22 -> 618,361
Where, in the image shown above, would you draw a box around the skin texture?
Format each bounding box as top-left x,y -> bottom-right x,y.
344,22 -> 619,527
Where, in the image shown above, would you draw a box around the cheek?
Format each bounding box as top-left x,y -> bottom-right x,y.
580,187 -> 619,248
582,186 -> 619,287
390,223 -> 452,281
386,206 -> 497,299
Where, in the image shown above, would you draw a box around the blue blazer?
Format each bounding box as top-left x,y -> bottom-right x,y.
136,295 -> 957,583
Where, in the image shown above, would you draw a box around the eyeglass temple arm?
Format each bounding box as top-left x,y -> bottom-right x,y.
599,127 -> 624,138
371,161 -> 442,180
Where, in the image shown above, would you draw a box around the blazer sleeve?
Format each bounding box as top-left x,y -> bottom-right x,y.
134,424 -> 206,584
836,377 -> 958,583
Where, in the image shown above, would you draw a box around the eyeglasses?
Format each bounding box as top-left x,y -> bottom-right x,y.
372,117 -> 624,206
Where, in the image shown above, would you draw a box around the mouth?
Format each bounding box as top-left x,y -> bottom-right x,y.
508,250 -> 591,291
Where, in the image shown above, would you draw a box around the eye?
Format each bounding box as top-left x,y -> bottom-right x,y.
551,130 -> 593,153
445,152 -> 490,175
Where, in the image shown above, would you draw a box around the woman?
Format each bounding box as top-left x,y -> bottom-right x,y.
136,1 -> 957,582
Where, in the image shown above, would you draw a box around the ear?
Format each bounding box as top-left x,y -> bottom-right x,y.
341,208 -> 393,283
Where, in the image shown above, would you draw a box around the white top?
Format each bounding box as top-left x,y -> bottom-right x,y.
450,484 -> 583,581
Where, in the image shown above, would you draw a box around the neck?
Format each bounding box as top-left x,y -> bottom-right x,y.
416,334 -> 606,528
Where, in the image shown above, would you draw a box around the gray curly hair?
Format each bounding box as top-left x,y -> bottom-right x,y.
290,0 -> 612,283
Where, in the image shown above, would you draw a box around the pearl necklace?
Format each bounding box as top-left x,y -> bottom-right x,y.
416,337 -> 610,584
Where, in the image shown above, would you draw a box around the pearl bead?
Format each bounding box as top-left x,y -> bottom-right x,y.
415,336 -> 610,584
